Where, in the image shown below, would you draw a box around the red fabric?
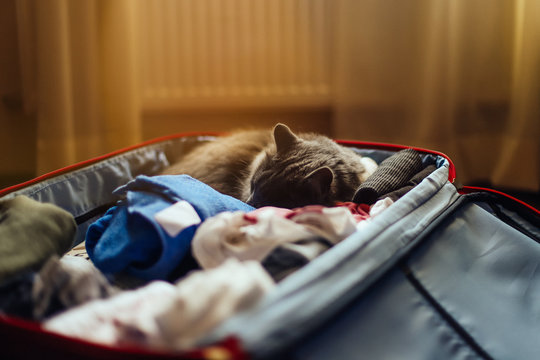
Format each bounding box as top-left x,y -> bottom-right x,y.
335,202 -> 371,222
245,204 -> 370,223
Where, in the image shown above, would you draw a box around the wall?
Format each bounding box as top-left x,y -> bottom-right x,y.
0,0 -> 36,188
138,0 -> 334,139
142,109 -> 332,140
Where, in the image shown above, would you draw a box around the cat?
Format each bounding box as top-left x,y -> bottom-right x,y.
161,123 -> 378,208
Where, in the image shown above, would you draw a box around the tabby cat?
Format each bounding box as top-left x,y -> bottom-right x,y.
162,123 -> 377,208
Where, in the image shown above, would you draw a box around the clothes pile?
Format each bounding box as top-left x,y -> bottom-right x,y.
0,149 -> 435,351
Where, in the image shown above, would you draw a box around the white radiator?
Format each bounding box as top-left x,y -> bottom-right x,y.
139,0 -> 333,111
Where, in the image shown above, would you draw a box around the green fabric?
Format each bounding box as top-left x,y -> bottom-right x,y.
0,196 -> 76,282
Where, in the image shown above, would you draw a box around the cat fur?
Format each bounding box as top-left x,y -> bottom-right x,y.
161,123 -> 377,208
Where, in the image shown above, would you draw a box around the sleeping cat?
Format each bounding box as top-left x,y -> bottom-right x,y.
162,123 -> 378,208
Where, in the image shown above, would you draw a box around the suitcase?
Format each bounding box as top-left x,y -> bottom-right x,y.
1,132 -> 539,360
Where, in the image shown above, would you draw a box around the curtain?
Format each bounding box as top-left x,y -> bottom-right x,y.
333,0 -> 540,191
21,0 -> 141,175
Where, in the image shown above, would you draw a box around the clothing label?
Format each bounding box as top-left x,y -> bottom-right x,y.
155,201 -> 201,237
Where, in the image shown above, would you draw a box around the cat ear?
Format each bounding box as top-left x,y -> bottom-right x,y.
306,166 -> 334,196
273,123 -> 299,154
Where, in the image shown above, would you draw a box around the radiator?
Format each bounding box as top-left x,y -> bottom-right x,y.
139,0 -> 333,112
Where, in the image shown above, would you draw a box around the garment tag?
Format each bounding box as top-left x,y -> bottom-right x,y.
155,200 -> 201,237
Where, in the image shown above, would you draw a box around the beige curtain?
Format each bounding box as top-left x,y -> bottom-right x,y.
333,0 -> 540,191
20,0 -> 141,175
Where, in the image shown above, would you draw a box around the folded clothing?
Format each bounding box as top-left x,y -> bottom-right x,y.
192,205 -> 362,281
0,196 -> 76,283
260,200 -> 393,281
32,255 -> 118,319
44,258 -> 274,351
86,175 -> 255,281
384,164 -> 437,201
0,272 -> 34,319
0,255 -> 117,320
262,238 -> 333,282
353,149 -> 424,205
192,205 -> 359,270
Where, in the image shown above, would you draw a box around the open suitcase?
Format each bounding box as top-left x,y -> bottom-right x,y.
1,132 -> 539,360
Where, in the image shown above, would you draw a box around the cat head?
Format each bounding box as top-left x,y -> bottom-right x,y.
245,123 -> 337,208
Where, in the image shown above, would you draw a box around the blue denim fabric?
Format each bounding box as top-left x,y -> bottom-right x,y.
86,175 -> 254,281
